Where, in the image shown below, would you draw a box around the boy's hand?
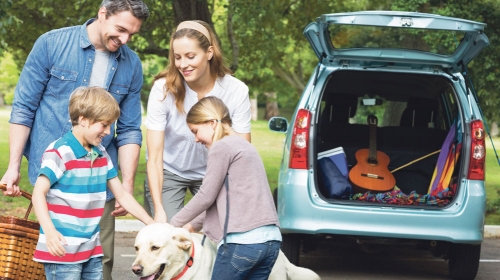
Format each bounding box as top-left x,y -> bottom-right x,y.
45,230 -> 67,257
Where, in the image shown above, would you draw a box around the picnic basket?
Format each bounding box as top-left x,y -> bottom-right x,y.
0,183 -> 45,280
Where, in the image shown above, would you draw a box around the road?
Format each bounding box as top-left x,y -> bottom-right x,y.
112,232 -> 500,280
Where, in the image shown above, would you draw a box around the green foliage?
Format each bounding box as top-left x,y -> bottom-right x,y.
0,0 -> 12,51
140,55 -> 168,111
0,52 -> 19,104
225,0 -> 373,108
1,0 -> 499,119
389,0 -> 500,123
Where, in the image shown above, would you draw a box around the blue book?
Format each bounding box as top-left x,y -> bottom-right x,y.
318,147 -> 349,179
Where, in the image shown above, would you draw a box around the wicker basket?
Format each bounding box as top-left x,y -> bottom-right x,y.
0,184 -> 45,280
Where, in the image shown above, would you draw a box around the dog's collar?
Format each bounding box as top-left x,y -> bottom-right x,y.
171,242 -> 195,280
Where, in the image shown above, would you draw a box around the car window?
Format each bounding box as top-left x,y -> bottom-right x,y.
328,24 -> 465,56
439,85 -> 460,128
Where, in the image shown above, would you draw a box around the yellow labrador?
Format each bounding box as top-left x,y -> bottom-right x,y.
132,223 -> 320,280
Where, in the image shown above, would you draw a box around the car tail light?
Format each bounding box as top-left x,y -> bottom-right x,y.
289,109 -> 311,169
467,120 -> 485,180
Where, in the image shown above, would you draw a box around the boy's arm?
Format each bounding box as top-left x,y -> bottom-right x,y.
107,177 -> 154,225
32,175 -> 67,256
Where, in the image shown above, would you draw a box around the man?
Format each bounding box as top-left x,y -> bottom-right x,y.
1,1 -> 149,279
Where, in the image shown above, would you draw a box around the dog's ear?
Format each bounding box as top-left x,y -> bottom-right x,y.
171,228 -> 192,251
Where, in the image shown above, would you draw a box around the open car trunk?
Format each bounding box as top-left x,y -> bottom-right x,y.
316,69 -> 463,207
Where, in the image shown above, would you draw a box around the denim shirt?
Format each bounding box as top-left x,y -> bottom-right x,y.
10,19 -> 143,197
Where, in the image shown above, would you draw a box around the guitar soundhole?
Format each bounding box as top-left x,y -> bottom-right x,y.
367,157 -> 378,165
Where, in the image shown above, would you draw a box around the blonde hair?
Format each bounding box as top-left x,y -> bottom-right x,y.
69,86 -> 120,126
186,96 -> 232,143
154,20 -> 232,113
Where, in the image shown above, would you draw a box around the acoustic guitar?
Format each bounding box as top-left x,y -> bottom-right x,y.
348,115 -> 395,192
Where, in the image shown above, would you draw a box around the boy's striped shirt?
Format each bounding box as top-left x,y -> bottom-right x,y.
33,131 -> 117,264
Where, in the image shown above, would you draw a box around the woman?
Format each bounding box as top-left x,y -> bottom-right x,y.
170,96 -> 281,280
144,20 -> 251,223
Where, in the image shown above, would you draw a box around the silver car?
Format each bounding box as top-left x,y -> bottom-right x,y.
269,11 -> 488,280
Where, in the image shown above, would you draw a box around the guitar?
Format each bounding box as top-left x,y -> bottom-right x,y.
348,115 -> 396,192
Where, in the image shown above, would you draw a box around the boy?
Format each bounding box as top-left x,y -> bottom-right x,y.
32,87 -> 154,279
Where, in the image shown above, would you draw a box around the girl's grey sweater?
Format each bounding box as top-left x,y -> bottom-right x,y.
170,135 -> 279,243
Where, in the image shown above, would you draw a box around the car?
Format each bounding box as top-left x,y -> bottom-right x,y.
269,11 -> 489,280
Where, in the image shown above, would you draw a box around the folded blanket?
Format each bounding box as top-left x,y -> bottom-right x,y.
351,186 -> 454,206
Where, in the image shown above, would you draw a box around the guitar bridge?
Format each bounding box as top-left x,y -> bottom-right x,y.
361,173 -> 385,180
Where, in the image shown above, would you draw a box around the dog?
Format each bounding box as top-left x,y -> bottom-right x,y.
132,223 -> 321,280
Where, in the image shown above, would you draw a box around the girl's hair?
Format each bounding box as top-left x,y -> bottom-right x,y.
69,86 -> 120,126
186,96 -> 232,143
154,20 -> 232,113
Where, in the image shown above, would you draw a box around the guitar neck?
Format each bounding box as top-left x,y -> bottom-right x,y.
368,121 -> 377,161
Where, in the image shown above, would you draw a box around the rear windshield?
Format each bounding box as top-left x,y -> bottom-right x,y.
328,24 -> 466,55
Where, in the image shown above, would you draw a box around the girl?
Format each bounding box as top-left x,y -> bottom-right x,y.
144,20 -> 252,223
170,96 -> 281,280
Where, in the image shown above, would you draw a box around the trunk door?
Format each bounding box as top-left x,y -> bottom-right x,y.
304,11 -> 489,72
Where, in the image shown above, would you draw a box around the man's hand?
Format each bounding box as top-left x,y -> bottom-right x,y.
111,177 -> 134,217
1,168 -> 22,197
111,201 -> 129,217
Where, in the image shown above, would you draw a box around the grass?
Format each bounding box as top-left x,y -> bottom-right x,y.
2,106 -> 500,224
0,106 -> 289,221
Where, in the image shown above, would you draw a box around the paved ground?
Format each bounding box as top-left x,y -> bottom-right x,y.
112,230 -> 500,280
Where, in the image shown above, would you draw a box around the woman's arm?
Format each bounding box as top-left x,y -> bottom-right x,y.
170,141 -> 231,227
146,129 -> 168,223
228,80 -> 252,142
236,132 -> 251,142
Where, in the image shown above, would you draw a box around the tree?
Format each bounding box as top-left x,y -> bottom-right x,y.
2,0 -> 499,122
0,52 -> 20,105
0,0 -> 17,53
390,0 -> 500,123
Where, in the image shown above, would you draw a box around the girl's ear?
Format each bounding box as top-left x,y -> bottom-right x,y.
207,46 -> 214,61
210,119 -> 218,130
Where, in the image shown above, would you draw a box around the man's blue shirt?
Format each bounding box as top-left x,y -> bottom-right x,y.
10,19 -> 143,198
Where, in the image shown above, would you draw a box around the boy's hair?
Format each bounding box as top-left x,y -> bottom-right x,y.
99,0 -> 150,20
69,87 -> 120,126
186,96 -> 232,143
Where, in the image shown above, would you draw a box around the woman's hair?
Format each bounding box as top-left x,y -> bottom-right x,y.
69,86 -> 120,126
155,20 -> 232,113
186,96 -> 232,143
99,0 -> 150,20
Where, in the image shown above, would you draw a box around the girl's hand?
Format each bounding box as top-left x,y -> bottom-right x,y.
45,230 -> 67,257
182,223 -> 195,233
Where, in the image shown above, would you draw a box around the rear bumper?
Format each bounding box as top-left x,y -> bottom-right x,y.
277,170 -> 486,244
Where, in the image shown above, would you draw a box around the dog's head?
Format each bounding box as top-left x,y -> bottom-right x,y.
132,223 -> 193,280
